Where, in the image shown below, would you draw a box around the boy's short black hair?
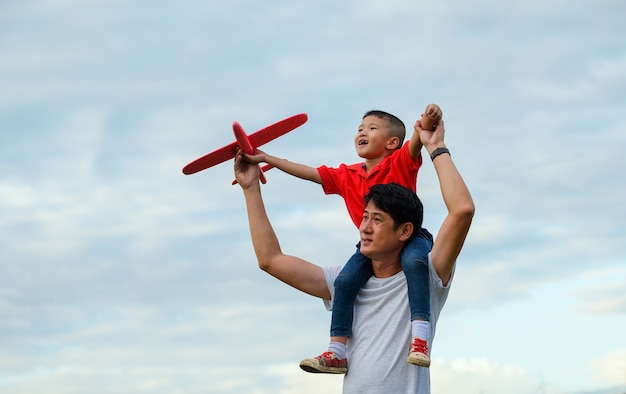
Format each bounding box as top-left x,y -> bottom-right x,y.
363,183 -> 423,240
363,110 -> 406,144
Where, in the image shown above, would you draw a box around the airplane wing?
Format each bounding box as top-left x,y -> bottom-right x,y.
182,141 -> 238,175
248,113 -> 308,147
182,113 -> 308,176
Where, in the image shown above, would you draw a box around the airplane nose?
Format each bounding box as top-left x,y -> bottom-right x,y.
233,121 -> 255,154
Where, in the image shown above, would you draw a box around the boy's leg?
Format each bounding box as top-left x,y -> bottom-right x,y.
402,229 -> 433,321
330,245 -> 373,337
401,229 -> 433,368
299,245 -> 372,374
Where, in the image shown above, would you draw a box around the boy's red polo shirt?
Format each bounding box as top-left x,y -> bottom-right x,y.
317,142 -> 422,228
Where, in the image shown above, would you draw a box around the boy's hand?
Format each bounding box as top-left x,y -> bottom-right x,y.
243,149 -> 268,165
420,103 -> 443,131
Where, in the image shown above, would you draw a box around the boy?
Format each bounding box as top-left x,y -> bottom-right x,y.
243,104 -> 442,374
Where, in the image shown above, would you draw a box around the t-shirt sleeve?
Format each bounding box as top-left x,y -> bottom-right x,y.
322,265 -> 343,311
428,252 -> 454,304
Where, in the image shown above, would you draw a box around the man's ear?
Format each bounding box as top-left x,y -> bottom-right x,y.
398,222 -> 414,241
386,136 -> 401,150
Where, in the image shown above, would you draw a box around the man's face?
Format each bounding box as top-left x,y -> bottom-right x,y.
359,200 -> 405,260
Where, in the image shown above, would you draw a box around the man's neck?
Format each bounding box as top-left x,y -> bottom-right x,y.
371,257 -> 403,278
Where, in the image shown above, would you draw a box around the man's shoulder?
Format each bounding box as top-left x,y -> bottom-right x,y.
322,265 -> 343,284
321,265 -> 344,311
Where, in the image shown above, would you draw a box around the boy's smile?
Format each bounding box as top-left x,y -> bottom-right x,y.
354,115 -> 394,159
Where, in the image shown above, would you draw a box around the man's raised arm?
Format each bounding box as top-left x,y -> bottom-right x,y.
234,151 -> 331,299
415,119 -> 475,285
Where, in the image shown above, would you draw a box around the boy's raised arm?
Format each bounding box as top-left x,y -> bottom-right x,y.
408,124 -> 424,160
409,104 -> 443,160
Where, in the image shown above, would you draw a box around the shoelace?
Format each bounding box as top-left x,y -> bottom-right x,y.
317,351 -> 344,366
410,338 -> 429,354
317,351 -> 337,362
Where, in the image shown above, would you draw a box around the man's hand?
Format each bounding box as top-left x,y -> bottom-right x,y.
234,149 -> 261,189
415,118 -> 446,154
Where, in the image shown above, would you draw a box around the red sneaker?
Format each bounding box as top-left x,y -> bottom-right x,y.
300,351 -> 348,374
406,337 -> 431,367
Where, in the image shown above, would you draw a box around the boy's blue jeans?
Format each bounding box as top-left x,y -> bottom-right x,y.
330,228 -> 434,338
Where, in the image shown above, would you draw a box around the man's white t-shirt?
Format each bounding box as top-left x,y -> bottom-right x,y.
322,254 -> 453,394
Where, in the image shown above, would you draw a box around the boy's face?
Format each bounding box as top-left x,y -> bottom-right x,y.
354,115 -> 395,159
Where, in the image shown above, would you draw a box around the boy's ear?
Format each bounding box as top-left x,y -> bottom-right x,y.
386,136 -> 401,150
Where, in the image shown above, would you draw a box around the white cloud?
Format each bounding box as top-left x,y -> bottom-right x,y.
591,349 -> 626,387
265,363 -> 343,394
430,357 -> 545,394
569,266 -> 626,315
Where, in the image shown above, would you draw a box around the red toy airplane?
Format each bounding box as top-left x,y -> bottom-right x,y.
182,113 -> 307,184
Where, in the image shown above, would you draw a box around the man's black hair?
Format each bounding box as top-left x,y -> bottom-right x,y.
363,183 -> 423,240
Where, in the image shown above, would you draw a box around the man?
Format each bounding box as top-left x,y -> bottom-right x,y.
233,118 -> 474,393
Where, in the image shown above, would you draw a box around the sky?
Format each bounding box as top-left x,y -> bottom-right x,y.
1,0 -> 625,393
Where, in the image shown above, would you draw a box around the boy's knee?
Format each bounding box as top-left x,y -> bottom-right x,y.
334,273 -> 360,288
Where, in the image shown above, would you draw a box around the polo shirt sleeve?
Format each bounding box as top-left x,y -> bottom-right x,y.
317,164 -> 342,196
384,143 -> 422,192
394,142 -> 422,171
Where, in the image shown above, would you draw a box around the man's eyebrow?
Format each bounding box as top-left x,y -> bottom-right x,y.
364,209 -> 385,217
